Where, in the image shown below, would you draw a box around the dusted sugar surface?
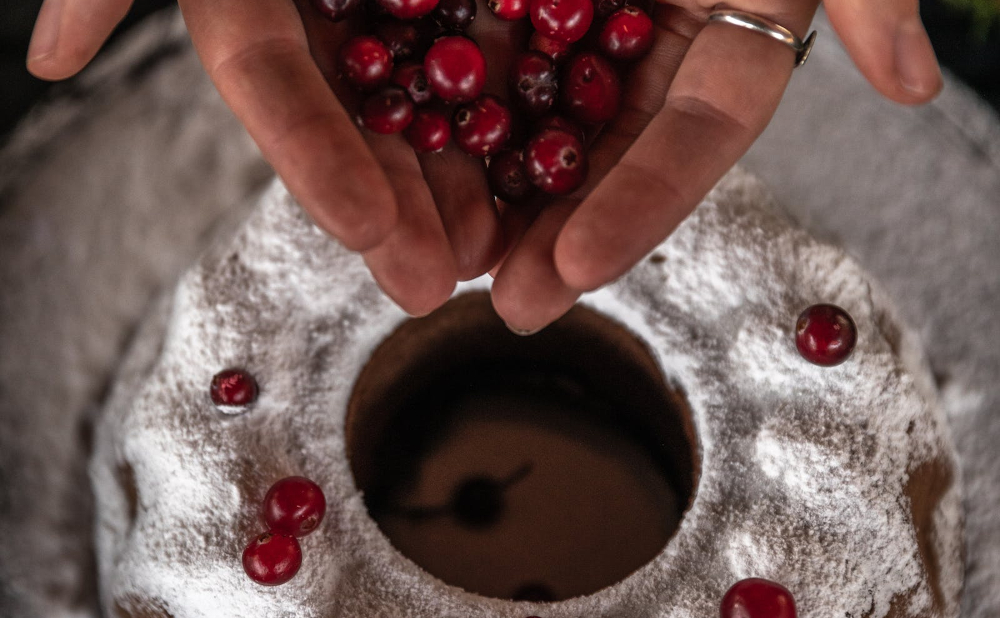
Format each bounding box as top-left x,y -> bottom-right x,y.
92,168 -> 962,617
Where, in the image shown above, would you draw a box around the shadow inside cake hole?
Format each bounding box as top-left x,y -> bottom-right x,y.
346,293 -> 699,602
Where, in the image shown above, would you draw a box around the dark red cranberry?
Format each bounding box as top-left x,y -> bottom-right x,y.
488,150 -> 536,204
560,52 -> 621,124
530,0 -> 594,43
509,51 -> 558,117
338,35 -> 394,91
594,0 -> 624,18
795,304 -> 857,366
599,6 -> 655,61
534,114 -> 585,144
424,36 -> 487,103
529,31 -> 574,64
452,95 -> 513,157
405,108 -> 452,152
524,128 -> 588,194
312,0 -> 362,21
721,578 -> 797,618
242,532 -> 302,586
392,63 -> 434,105
487,0 -> 529,20
374,19 -> 433,62
210,369 -> 258,407
376,0 -> 439,19
432,0 -> 477,30
263,476 -> 327,537
360,86 -> 414,133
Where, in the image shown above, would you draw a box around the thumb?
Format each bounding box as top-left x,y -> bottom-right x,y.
824,0 -> 943,104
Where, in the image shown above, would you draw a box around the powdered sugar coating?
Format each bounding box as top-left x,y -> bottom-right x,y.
92,168 -> 962,617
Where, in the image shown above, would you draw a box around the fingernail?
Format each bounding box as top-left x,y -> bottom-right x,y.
504,322 -> 540,336
894,15 -> 943,97
27,0 -> 63,63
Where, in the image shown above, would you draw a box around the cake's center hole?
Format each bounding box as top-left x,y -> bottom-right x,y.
346,293 -> 698,602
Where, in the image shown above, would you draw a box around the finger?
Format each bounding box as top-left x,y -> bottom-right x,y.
362,133 -> 459,316
554,4 -> 815,291
177,0 -> 397,251
418,146 -> 504,281
27,0 -> 134,80
491,202 -> 581,334
824,0 -> 942,103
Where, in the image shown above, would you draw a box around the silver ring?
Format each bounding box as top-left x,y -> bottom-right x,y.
707,9 -> 817,67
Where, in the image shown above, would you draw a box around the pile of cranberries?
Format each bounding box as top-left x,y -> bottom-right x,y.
319,0 -> 654,198
242,476 -> 327,585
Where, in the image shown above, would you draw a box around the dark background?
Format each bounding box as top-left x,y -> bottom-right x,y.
1,0 -> 998,141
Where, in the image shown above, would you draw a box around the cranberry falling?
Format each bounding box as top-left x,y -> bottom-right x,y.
795,303 -> 857,366
720,578 -> 797,618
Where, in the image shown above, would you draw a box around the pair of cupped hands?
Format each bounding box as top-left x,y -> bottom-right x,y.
28,0 -> 942,333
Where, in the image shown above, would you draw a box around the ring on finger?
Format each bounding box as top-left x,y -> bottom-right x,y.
707,9 -> 817,67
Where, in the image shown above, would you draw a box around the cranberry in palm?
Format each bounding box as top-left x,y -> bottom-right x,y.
338,35 -> 394,91
560,52 -> 621,124
432,0 -> 477,30
509,51 -> 559,117
392,63 -> 434,105
530,0 -> 594,43
452,95 -> 513,157
529,31 -> 574,64
424,36 -> 487,103
360,86 -> 414,133
312,0 -> 362,21
374,18 -> 433,62
488,150 -> 536,204
405,109 -> 452,152
525,128 -> 588,194
599,7 -> 655,61
376,0 -> 439,19
488,0 -> 529,20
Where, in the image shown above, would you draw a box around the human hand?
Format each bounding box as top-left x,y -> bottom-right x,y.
489,0 -> 943,333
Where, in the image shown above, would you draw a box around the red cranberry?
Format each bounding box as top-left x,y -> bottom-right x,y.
432,0 -> 477,30
795,304 -> 857,366
599,6 -> 655,61
405,108 -> 452,152
560,52 -> 621,124
487,0 -> 529,20
529,31 -> 574,64
376,0 -> 439,19
242,532 -> 302,586
210,369 -> 258,407
312,0 -> 362,21
360,86 -> 414,134
534,114 -> 585,144
263,476 -> 327,537
488,150 -> 536,204
720,578 -> 797,618
392,63 -> 434,105
530,0 -> 594,43
452,95 -> 513,157
424,36 -> 487,103
374,19 -> 433,62
338,36 -> 394,91
525,128 -> 588,194
509,51 -> 558,117
594,0 -> 624,18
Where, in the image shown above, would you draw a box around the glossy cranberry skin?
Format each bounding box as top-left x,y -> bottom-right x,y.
509,51 -> 558,117
488,0 -> 529,20
432,0 -> 477,30
405,108 -> 452,152
599,6 -> 655,61
720,578 -> 797,618
529,32 -> 574,65
360,86 -> 414,133
338,36 -> 394,91
263,476 -> 327,537
560,52 -> 621,124
210,369 -> 258,406
452,95 -> 513,157
530,0 -> 594,43
534,114 -> 586,144
424,36 -> 487,103
242,532 -> 302,586
312,0 -> 362,21
374,19 -> 433,62
392,63 -> 434,105
795,304 -> 857,366
525,128 -> 588,194
488,150 -> 536,204
376,0 -> 439,19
